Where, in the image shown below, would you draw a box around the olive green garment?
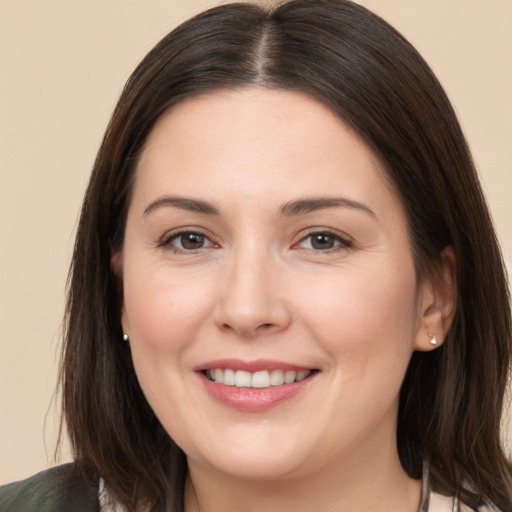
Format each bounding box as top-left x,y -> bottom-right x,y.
0,463 -> 99,512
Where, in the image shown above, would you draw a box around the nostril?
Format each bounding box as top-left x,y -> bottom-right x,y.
256,323 -> 277,331
220,322 -> 276,335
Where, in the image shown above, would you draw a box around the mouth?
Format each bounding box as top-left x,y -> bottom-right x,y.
203,368 -> 315,388
197,361 -> 319,412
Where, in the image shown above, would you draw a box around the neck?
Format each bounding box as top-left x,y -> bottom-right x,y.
184,447 -> 421,512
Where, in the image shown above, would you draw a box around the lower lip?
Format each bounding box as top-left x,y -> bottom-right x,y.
199,373 -> 316,412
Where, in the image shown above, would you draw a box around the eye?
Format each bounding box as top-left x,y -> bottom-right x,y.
297,231 -> 351,251
163,231 -> 214,251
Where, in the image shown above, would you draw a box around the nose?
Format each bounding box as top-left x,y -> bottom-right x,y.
214,249 -> 291,338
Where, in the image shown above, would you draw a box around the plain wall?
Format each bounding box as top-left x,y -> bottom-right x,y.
1,0 -> 511,483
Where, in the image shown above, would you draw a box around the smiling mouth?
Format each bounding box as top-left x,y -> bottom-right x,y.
204,369 -> 316,388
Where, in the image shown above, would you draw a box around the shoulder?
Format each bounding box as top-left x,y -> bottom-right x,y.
0,463 -> 99,512
429,490 -> 505,512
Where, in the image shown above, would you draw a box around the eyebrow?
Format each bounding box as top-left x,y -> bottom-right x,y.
143,195 -> 375,218
143,196 -> 220,216
280,197 -> 376,218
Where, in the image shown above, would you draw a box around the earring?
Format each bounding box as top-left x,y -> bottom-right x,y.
428,333 -> 437,346
123,333 -> 129,343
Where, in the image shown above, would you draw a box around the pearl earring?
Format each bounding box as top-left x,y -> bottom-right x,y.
123,333 -> 129,343
428,333 -> 437,346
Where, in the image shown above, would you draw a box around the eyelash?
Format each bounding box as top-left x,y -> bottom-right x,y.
159,229 -> 353,254
159,230 -> 215,254
293,230 -> 353,253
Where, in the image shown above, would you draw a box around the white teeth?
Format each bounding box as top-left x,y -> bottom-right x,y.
235,370 -> 251,387
205,368 -> 313,388
284,370 -> 296,384
223,368 -> 235,386
252,370 -> 270,388
270,369 -> 285,386
296,370 -> 310,382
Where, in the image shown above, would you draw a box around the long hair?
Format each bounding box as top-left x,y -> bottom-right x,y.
60,1 -> 512,510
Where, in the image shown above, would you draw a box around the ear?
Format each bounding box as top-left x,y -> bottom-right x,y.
111,250 -> 122,277
111,250 -> 129,335
121,307 -> 129,338
414,246 -> 457,351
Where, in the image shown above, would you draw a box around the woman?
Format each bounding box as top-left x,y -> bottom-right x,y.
1,0 -> 510,510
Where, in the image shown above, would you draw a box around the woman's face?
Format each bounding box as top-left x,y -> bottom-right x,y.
121,88 -> 433,481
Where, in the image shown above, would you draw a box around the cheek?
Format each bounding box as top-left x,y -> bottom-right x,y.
123,264 -> 215,355
122,267 -> 215,417
295,260 -> 419,363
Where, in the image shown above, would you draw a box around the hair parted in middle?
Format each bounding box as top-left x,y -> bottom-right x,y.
61,1 -> 512,510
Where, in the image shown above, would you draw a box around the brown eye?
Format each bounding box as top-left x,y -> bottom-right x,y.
297,231 -> 351,251
310,233 -> 336,250
166,231 -> 212,251
180,233 -> 205,249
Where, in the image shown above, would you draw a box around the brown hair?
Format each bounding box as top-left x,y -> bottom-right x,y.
60,1 -> 512,510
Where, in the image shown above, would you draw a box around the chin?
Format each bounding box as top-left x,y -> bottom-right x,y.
198,453 -> 310,482
184,432 -> 317,482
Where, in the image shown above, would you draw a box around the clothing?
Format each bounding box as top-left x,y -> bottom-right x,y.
0,464 -> 99,511
0,463 -> 501,511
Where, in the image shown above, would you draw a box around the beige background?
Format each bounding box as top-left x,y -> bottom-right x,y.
1,0 -> 511,483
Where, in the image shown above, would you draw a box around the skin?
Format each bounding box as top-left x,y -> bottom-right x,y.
120,88 -> 455,511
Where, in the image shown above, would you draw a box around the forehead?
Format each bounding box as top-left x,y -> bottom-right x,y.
134,88 -> 400,217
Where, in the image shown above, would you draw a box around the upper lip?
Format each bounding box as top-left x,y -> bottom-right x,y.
194,358 -> 316,373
